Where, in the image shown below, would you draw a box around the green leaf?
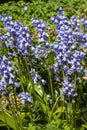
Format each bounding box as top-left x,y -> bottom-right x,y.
0,108 -> 16,130
0,121 -> 6,127
28,123 -> 36,130
54,107 -> 65,115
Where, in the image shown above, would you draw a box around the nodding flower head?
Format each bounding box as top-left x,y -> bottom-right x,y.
0,15 -> 32,56
0,55 -> 20,96
18,92 -> 33,104
23,5 -> 28,11
62,78 -> 77,97
31,18 -> 49,42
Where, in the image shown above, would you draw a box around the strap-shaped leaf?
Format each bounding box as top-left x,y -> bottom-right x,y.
0,108 -> 16,130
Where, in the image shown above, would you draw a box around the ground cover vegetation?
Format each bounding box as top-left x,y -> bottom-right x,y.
0,0 -> 87,130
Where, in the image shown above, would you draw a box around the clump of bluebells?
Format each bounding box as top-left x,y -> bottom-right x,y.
31,18 -> 49,43
0,14 -> 32,56
50,7 -> 86,100
18,92 -> 33,104
0,6 -> 86,102
62,78 -> 77,98
0,55 -> 20,96
30,68 -> 46,84
0,6 -> 87,129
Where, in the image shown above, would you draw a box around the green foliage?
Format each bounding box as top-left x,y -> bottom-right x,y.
0,0 -> 87,24
0,107 -> 16,129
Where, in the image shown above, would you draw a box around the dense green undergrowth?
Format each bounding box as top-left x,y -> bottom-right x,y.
0,0 -> 87,22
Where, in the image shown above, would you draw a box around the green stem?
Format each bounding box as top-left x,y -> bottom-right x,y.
74,73 -> 77,89
7,96 -> 21,130
0,103 -> 10,130
48,67 -> 54,102
72,103 -> 76,128
12,89 -> 23,130
66,104 -> 68,126
17,56 -> 25,92
52,96 -> 60,112
62,70 -> 65,121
